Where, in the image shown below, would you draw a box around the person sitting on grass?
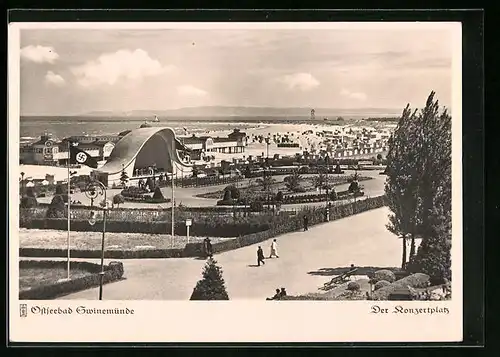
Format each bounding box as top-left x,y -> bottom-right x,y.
266,288 -> 282,300
279,288 -> 287,298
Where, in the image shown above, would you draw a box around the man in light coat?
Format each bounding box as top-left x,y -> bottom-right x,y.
269,239 -> 279,258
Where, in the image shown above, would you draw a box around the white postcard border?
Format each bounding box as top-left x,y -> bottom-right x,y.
8,21 -> 463,343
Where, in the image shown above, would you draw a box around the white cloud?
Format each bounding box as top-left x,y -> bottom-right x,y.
281,72 -> 320,91
340,88 -> 367,101
45,71 -> 65,86
177,85 -> 208,97
21,45 -> 59,64
71,49 -> 174,87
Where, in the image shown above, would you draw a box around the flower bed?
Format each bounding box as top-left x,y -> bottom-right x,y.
19,260 -> 124,300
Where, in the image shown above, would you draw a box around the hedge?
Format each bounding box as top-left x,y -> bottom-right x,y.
210,195 -> 388,255
19,260 -> 124,300
20,195 -> 388,259
19,218 -> 270,237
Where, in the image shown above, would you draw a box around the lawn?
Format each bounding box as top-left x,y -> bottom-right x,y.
19,267 -> 92,291
19,228 -> 234,251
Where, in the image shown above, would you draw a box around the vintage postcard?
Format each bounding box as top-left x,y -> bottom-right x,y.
8,20 -> 463,343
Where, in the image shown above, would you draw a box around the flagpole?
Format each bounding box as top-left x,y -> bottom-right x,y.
67,141 -> 71,280
171,133 -> 175,247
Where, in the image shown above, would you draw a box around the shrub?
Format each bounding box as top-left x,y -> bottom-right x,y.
347,281 -> 360,291
112,194 -> 125,208
152,186 -> 165,200
121,186 -> 148,197
26,187 -> 36,198
190,258 -> 229,300
21,196 -> 38,208
374,280 -> 391,291
373,269 -> 396,283
46,195 -> 66,218
250,201 -> 264,212
370,273 -> 430,301
275,191 -> 284,202
224,185 -> 240,200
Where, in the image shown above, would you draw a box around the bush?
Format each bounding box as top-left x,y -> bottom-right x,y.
347,281 -> 360,291
373,269 -> 396,283
224,185 -> 240,200
250,201 -> 264,212
152,186 -> 165,200
190,258 -> 229,300
46,195 -> 66,218
112,194 -> 125,207
26,187 -> 36,198
20,196 -> 38,208
370,273 -> 430,301
374,280 -> 391,291
121,186 -> 149,197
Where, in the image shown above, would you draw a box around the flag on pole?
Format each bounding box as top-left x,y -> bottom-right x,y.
70,145 -> 98,168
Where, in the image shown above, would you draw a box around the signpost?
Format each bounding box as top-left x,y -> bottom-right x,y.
185,219 -> 192,244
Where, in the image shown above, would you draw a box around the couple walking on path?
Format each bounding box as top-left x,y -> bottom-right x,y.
257,239 -> 279,266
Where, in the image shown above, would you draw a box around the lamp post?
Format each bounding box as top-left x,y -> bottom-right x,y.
85,180 -> 108,300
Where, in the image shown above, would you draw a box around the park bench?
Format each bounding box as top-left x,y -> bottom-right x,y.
320,268 -> 358,291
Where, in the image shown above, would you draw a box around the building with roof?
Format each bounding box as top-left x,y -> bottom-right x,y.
178,129 -> 247,160
20,133 -> 116,166
93,127 -> 192,187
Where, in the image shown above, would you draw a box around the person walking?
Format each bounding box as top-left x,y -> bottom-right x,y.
303,215 -> 309,231
269,239 -> 279,258
257,246 -> 265,266
206,238 -> 213,258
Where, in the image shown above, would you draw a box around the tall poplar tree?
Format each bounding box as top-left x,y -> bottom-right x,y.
385,104 -> 421,268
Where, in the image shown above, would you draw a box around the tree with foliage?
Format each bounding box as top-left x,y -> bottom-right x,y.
256,171 -> 275,192
26,187 -> 36,198
348,172 -> 361,194
284,170 -> 303,192
152,186 -> 165,200
407,92 -> 452,282
312,169 -> 327,195
21,196 -> 38,208
113,194 -> 125,208
190,258 -> 229,300
120,167 -> 129,187
46,194 -> 66,218
244,165 -> 252,178
275,190 -> 284,202
224,185 -> 240,200
385,91 -> 451,279
385,104 -> 421,268
192,165 -> 199,178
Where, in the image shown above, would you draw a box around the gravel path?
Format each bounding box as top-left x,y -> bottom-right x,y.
53,207 -> 403,301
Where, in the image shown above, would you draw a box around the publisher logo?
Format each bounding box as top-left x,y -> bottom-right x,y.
20,304 -> 27,318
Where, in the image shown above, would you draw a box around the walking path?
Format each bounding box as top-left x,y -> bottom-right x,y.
51,207 -> 401,301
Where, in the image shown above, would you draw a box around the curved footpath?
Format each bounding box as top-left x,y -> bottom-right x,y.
48,207 -> 400,301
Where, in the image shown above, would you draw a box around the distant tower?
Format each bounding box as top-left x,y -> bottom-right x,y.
310,109 -> 316,120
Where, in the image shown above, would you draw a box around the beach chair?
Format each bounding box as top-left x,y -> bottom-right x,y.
321,268 -> 358,291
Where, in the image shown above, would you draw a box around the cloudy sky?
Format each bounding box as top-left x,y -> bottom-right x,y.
19,27 -> 454,115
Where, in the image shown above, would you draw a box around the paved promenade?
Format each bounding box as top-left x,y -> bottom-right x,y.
54,207 -> 401,301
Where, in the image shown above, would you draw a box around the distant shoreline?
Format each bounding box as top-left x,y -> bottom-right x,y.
20,115 -> 400,124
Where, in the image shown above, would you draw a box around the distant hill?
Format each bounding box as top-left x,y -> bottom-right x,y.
83,106 -> 402,118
